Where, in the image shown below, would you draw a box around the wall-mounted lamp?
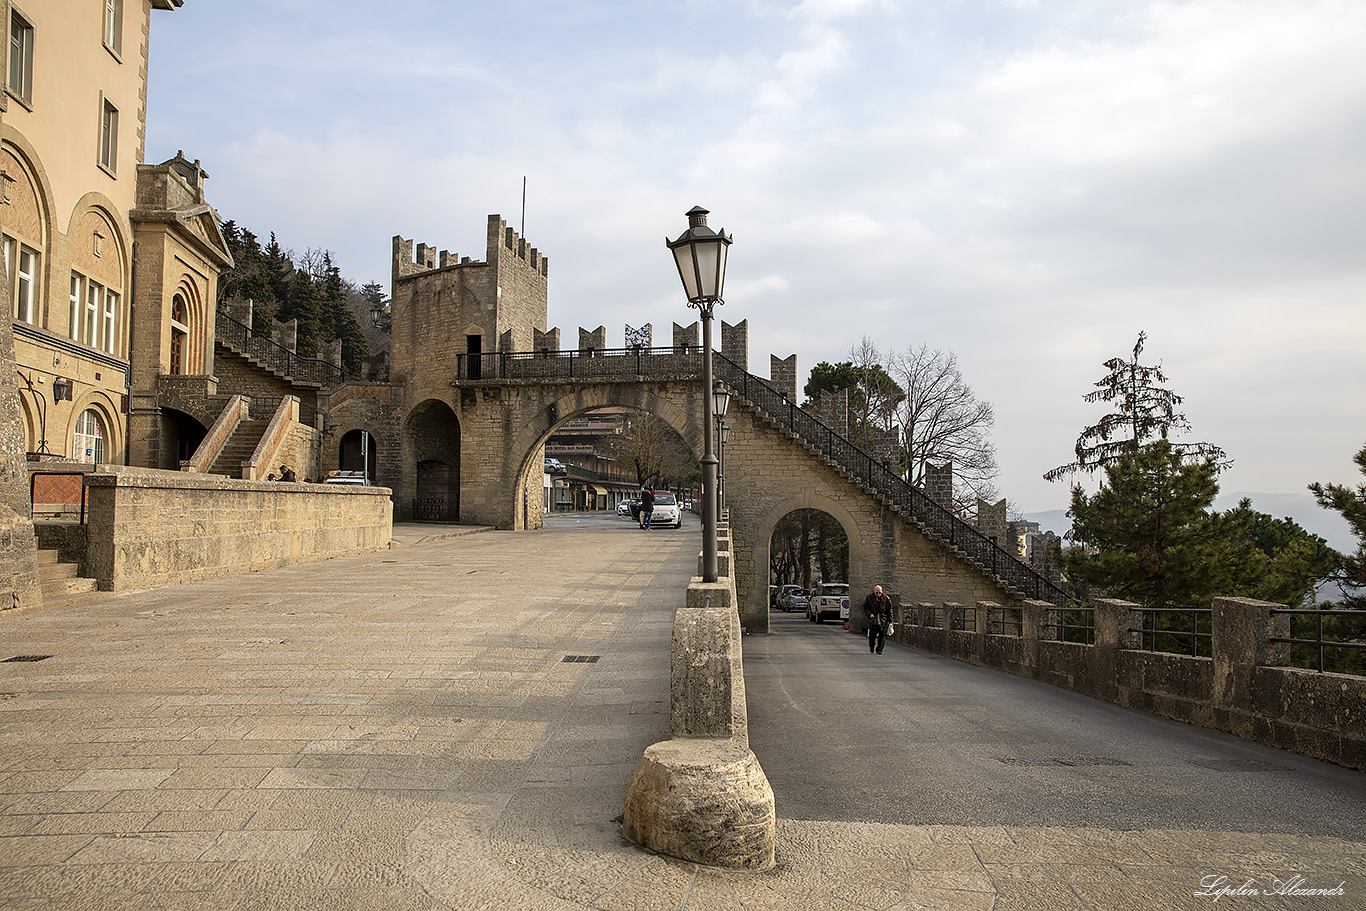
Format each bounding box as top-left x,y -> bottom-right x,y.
52,377 -> 72,402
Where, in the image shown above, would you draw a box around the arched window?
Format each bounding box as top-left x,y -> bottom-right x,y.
170,295 -> 188,374
73,409 -> 105,464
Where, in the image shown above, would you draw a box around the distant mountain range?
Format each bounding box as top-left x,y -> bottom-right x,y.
1024,491 -> 1355,554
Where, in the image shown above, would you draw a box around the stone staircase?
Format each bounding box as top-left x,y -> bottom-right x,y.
215,310 -> 339,390
36,548 -> 100,609
207,418 -> 270,478
714,354 -> 1065,605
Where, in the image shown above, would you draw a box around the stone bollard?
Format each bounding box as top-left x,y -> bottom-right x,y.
624,542 -> 775,870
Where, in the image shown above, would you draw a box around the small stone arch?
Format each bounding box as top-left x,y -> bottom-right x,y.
404,399 -> 460,521
337,427 -> 381,482
750,493 -> 868,623
60,393 -> 122,465
16,389 -> 39,455
170,275 -> 207,374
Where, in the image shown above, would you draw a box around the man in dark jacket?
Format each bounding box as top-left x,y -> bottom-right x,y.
639,488 -> 655,529
863,585 -> 891,654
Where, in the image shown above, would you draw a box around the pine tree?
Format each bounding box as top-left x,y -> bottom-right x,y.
1065,440 -> 1221,608
1310,443 -> 1366,607
1046,332 -> 1226,482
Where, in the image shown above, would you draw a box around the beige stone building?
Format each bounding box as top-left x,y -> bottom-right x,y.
3,0 -> 230,467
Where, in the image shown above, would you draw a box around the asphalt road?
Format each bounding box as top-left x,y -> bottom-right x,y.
744,606 -> 1366,839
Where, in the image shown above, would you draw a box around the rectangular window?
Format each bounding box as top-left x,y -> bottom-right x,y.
102,289 -> 117,354
69,273 -> 83,341
8,9 -> 33,105
85,279 -> 101,346
14,243 -> 36,324
103,0 -> 123,56
100,99 -> 118,173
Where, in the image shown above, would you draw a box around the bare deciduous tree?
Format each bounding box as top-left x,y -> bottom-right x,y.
598,411 -> 695,489
888,344 -> 998,501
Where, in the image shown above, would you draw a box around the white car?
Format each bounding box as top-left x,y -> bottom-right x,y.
325,471 -> 369,486
807,582 -> 850,624
646,492 -> 682,528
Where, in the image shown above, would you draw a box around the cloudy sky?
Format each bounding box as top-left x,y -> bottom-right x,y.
144,0 -> 1365,517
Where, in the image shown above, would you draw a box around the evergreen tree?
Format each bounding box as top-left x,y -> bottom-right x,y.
318,253 -> 368,375
277,268 -> 324,357
1206,500 -> 1335,607
1066,440 -> 1221,608
1310,442 -> 1366,607
360,281 -> 390,334
1046,332 -> 1226,482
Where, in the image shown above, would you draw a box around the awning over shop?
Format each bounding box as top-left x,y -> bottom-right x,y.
588,484 -> 607,495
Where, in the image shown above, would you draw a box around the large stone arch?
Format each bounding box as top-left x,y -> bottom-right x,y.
403,398 -> 460,521
505,382 -> 703,530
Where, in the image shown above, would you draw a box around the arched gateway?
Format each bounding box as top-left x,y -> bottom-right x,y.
325,216 -> 1062,632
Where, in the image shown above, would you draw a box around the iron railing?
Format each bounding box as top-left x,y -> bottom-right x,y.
1130,607 -> 1213,658
987,605 -> 1024,637
215,312 -> 346,388
454,344 -> 1068,605
1271,608 -> 1366,674
1046,605 -> 1095,644
411,497 -> 449,521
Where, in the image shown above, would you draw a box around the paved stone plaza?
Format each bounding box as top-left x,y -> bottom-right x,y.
0,517 -> 1362,910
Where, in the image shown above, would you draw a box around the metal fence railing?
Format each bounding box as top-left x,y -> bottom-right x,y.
1046,605 -> 1095,645
1271,608 -> 1366,674
987,605 -> 1024,637
1130,608 -> 1213,658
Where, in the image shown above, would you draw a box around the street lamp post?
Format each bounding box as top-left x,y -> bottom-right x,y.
667,206 -> 732,583
717,420 -> 730,510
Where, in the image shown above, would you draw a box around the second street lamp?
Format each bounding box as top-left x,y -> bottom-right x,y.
667,206 -> 732,583
717,421 -> 730,510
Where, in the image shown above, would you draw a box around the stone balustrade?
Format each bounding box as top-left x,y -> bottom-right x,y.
83,466 -> 392,591
622,512 -> 776,870
885,596 -> 1365,771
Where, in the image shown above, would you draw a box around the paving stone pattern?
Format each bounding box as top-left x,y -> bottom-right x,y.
0,519 -> 1361,909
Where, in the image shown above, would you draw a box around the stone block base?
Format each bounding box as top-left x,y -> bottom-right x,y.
622,738 -> 775,870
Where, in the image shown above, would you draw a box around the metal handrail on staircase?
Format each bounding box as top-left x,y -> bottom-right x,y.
711,353 -> 1067,606
215,311 -> 346,388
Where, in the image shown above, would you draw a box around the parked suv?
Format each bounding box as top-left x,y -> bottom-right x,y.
807,582 -> 850,624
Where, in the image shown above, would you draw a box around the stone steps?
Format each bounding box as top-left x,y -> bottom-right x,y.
36,549 -> 99,604
208,419 -> 270,477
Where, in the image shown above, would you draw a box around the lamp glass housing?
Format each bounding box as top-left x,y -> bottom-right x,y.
712,380 -> 731,419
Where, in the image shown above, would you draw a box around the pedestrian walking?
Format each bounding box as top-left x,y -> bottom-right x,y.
863,584 -> 891,654
639,487 -> 655,529
278,465 -> 297,482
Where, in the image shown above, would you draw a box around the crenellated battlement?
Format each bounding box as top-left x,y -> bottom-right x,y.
485,215 -> 549,278
391,215 -> 549,291
392,235 -> 485,287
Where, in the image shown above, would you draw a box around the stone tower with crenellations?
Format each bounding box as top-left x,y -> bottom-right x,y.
390,215 -> 549,398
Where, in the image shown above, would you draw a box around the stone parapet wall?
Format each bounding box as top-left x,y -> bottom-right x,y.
888,596 -> 1365,771
83,467 -> 392,591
